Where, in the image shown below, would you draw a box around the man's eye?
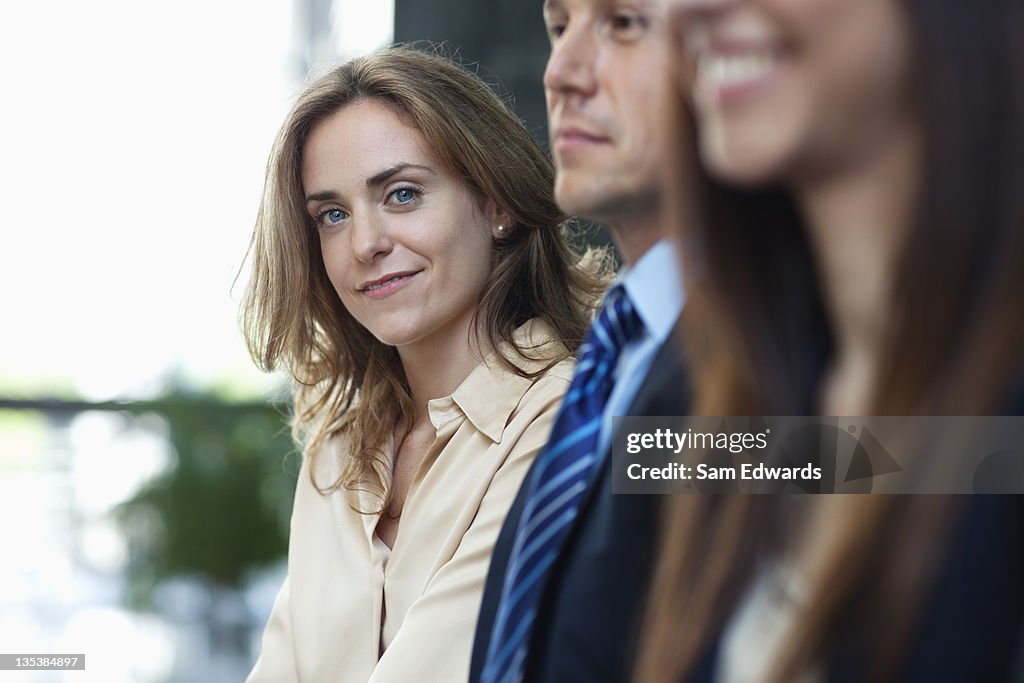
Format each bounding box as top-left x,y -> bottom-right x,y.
546,22 -> 567,40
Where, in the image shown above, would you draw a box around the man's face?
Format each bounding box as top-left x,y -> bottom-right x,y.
543,0 -> 674,225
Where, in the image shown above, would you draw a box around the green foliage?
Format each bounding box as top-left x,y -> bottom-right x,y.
115,390 -> 298,610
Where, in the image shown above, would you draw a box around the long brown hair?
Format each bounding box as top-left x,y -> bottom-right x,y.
639,1 -> 1024,680
240,45 -> 609,511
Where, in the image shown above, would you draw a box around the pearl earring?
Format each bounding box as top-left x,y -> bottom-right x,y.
496,224 -> 507,235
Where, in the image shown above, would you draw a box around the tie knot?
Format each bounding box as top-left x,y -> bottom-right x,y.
587,285 -> 642,359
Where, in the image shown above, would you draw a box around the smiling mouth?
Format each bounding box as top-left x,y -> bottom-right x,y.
363,275 -> 406,292
359,271 -> 421,298
696,51 -> 780,103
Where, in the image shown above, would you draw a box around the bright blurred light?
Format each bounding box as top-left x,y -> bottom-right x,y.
0,470 -> 78,604
62,607 -> 176,683
0,0 -> 296,401
334,0 -> 395,59
0,0 -> 395,401
80,519 -> 128,574
69,412 -> 168,516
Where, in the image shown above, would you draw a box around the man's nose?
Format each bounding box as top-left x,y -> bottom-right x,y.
543,24 -> 598,97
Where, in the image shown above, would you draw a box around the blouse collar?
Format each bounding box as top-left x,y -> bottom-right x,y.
426,318 -> 567,444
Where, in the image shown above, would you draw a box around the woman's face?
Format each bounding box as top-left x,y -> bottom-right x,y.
672,0 -> 915,185
301,99 -> 498,352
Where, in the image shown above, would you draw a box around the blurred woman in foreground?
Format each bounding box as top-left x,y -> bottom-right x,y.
640,1 -> 1024,681
241,47 -> 604,682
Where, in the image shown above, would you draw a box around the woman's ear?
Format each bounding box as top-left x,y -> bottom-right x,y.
484,200 -> 515,238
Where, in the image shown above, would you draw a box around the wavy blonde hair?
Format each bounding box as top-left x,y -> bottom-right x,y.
241,45 -> 609,511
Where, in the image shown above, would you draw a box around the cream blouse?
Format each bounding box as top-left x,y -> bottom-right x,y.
246,320 -> 574,683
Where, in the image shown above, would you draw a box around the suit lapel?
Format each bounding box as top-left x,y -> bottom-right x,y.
576,335 -> 691,518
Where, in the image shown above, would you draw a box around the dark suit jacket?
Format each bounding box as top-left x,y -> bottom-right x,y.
470,339 -> 690,683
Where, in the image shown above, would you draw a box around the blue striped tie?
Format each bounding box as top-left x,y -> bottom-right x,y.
481,285 -> 643,683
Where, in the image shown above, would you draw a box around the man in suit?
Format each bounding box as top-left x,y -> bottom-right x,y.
470,1 -> 690,681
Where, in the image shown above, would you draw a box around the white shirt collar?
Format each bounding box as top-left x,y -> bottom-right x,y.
618,238 -> 686,345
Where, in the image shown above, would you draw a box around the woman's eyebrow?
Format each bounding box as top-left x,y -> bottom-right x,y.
305,190 -> 340,203
366,163 -> 436,189
304,164 -> 437,203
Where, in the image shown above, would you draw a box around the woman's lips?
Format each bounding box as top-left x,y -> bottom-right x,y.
695,49 -> 781,106
359,271 -> 420,299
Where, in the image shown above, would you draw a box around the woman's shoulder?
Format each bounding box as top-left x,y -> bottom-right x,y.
506,316 -> 569,354
472,319 -> 575,426
507,318 -> 577,386
503,325 -> 577,421
528,352 -> 576,388
300,428 -> 360,491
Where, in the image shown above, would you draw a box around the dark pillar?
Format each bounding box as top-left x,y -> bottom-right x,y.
394,0 -> 551,147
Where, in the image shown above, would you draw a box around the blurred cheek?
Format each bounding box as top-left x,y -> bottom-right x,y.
665,97 -> 698,207
667,6 -> 696,93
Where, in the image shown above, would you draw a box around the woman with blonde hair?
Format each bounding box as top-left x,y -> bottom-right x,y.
639,0 -> 1024,681
242,46 -> 605,682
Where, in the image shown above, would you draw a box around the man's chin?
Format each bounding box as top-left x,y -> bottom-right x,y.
554,174 -> 631,222
554,174 -> 602,216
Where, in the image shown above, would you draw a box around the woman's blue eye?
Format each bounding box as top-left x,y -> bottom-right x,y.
390,187 -> 421,205
315,208 -> 348,227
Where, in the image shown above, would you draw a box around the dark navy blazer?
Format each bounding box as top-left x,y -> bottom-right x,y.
470,339 -> 691,683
